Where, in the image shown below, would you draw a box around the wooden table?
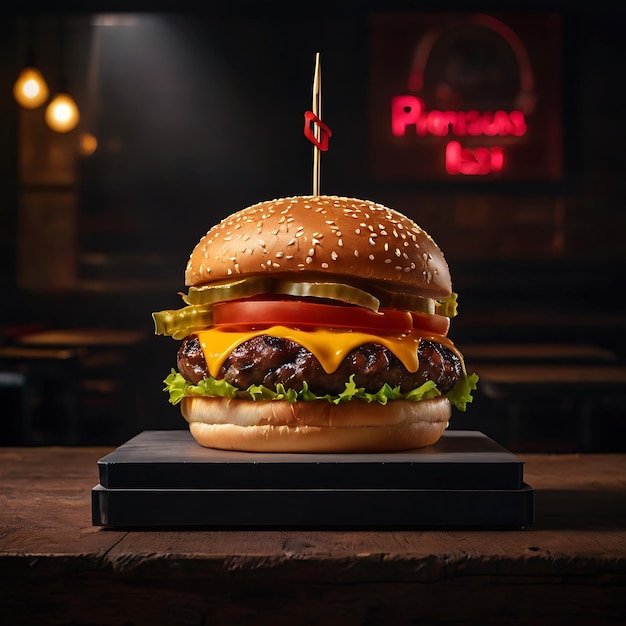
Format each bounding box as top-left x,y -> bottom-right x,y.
1,444 -> 625,625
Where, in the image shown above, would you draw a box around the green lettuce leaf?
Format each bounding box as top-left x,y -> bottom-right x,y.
163,369 -> 478,412
445,372 -> 480,412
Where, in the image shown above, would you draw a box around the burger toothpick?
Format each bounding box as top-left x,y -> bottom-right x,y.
152,55 -> 478,453
303,52 -> 332,196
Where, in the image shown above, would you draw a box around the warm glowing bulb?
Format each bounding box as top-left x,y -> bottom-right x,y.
78,132 -> 98,156
13,67 -> 49,109
45,93 -> 80,133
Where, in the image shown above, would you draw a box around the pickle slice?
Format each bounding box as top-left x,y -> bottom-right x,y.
369,288 -> 436,315
184,277 -> 380,311
371,288 -> 457,318
152,305 -> 214,339
275,280 -> 380,311
183,278 -> 272,305
435,293 -> 458,318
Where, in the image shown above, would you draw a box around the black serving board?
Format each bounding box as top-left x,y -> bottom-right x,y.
96,430 -> 524,490
92,430 -> 534,529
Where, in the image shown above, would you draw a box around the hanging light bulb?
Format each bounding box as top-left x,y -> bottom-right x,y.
78,131 -> 98,156
45,91 -> 80,133
14,66 -> 49,109
45,18 -> 80,133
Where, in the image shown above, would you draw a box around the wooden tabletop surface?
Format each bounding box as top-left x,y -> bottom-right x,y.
1,442 -> 625,625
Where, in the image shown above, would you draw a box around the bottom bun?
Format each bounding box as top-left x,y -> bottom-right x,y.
180,395 -> 452,452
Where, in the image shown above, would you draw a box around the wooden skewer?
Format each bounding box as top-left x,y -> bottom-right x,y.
312,52 -> 321,196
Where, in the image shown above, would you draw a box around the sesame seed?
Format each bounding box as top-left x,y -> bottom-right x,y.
369,254 -> 375,261
331,251 -> 338,260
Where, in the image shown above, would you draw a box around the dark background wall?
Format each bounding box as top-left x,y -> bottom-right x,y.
1,1 -> 625,447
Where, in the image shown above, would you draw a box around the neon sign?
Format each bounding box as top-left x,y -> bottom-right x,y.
391,96 -> 527,138
368,13 -> 563,182
391,95 -> 526,176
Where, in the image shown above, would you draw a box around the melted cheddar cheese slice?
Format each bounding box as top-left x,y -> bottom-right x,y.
195,325 -> 460,378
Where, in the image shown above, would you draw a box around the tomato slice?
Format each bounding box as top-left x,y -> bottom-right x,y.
411,311 -> 450,336
213,299 -> 449,335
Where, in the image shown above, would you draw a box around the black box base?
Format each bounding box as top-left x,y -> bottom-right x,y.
92,430 -> 534,529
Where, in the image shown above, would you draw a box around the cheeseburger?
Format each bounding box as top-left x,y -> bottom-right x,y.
153,195 -> 478,452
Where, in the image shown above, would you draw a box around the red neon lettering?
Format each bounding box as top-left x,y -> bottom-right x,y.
509,110 -> 527,136
391,96 -> 527,138
391,96 -> 423,136
445,141 -> 505,176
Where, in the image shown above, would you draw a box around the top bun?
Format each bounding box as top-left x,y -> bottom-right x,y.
185,195 -> 451,299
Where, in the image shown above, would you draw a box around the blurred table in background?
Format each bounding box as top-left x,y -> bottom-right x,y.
16,328 -> 145,348
470,360 -> 626,453
1,328 -> 147,446
460,342 -> 617,364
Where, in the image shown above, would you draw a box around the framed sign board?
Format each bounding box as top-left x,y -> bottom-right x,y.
368,13 -> 563,183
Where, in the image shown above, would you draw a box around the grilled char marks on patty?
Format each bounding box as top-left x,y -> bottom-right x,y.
177,334 -> 463,396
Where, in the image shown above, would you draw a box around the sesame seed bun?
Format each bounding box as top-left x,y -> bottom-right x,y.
185,195 -> 452,299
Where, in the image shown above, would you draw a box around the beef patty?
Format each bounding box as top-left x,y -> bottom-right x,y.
177,334 -> 463,396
